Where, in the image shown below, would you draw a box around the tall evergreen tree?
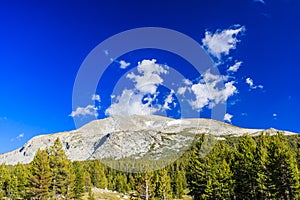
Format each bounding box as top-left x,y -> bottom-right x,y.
254,133 -> 270,199
171,163 -> 185,199
89,160 -> 108,189
135,171 -> 155,200
0,164 -> 10,198
72,161 -> 85,199
267,133 -> 300,199
0,164 -> 8,198
232,134 -> 258,199
155,168 -> 172,200
187,135 -> 234,200
49,138 -> 71,198
28,149 -> 52,200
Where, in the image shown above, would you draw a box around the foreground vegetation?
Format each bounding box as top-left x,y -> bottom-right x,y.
0,132 -> 299,199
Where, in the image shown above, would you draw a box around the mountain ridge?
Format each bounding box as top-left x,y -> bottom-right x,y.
0,115 -> 297,165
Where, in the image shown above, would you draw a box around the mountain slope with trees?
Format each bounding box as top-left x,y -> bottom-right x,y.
0,132 -> 299,199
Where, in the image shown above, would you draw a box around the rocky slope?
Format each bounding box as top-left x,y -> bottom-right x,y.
0,115 -> 296,165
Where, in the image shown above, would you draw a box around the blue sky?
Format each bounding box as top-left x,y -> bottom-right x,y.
0,0 -> 300,153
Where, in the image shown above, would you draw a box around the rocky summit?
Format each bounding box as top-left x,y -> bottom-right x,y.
0,115 -> 296,165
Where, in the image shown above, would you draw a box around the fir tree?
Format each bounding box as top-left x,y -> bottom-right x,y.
49,138 -> 71,198
254,133 -> 270,199
0,164 -> 10,198
89,160 -> 108,189
187,136 -> 234,200
232,134 -> 258,199
135,171 -> 155,200
72,161 -> 85,199
267,133 -> 300,199
156,168 -> 172,200
171,164 -> 185,199
28,148 -> 52,200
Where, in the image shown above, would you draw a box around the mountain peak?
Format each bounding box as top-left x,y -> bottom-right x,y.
0,115 -> 296,166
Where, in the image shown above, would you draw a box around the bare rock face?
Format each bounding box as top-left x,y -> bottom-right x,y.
0,115 -> 296,165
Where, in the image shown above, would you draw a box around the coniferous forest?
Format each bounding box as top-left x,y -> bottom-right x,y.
0,132 -> 300,200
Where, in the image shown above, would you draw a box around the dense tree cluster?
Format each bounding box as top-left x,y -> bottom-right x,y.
187,133 -> 300,200
0,132 -> 299,199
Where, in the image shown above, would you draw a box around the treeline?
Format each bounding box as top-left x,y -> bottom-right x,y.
187,133 -> 300,200
0,132 -> 300,200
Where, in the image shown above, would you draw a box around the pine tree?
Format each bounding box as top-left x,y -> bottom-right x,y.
12,162 -> 30,199
186,134 -> 206,199
232,134 -> 258,199
254,133 -> 270,199
171,163 -> 185,199
6,173 -> 19,199
155,168 -> 172,200
187,136 -> 234,200
28,148 -> 52,200
0,164 -> 10,198
49,137 -> 71,198
72,161 -> 85,199
267,133 -> 300,199
0,164 -> 8,198
135,171 -> 155,200
115,173 -> 129,193
89,160 -> 108,189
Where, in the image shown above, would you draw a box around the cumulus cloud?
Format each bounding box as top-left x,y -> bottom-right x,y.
70,94 -> 100,118
119,60 -> 131,69
126,59 -> 168,94
91,94 -> 101,102
188,71 -> 237,110
177,87 -> 187,95
202,25 -> 245,59
228,61 -> 242,73
106,59 -> 171,116
246,77 -> 264,90
163,90 -> 175,110
105,89 -> 160,116
224,113 -> 233,123
69,105 -> 99,117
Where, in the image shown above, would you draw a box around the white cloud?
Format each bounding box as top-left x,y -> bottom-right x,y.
11,133 -> 25,142
106,59 -> 173,116
189,71 -> 237,110
126,59 -> 168,94
177,87 -> 187,95
246,77 -> 254,87
17,133 -> 24,140
91,94 -> 101,102
69,105 -> 99,117
273,113 -> 277,119
119,60 -> 131,69
224,113 -> 233,123
246,77 -> 264,90
183,79 -> 193,85
202,25 -> 245,59
228,61 -> 242,73
105,89 -> 159,116
163,90 -> 175,110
